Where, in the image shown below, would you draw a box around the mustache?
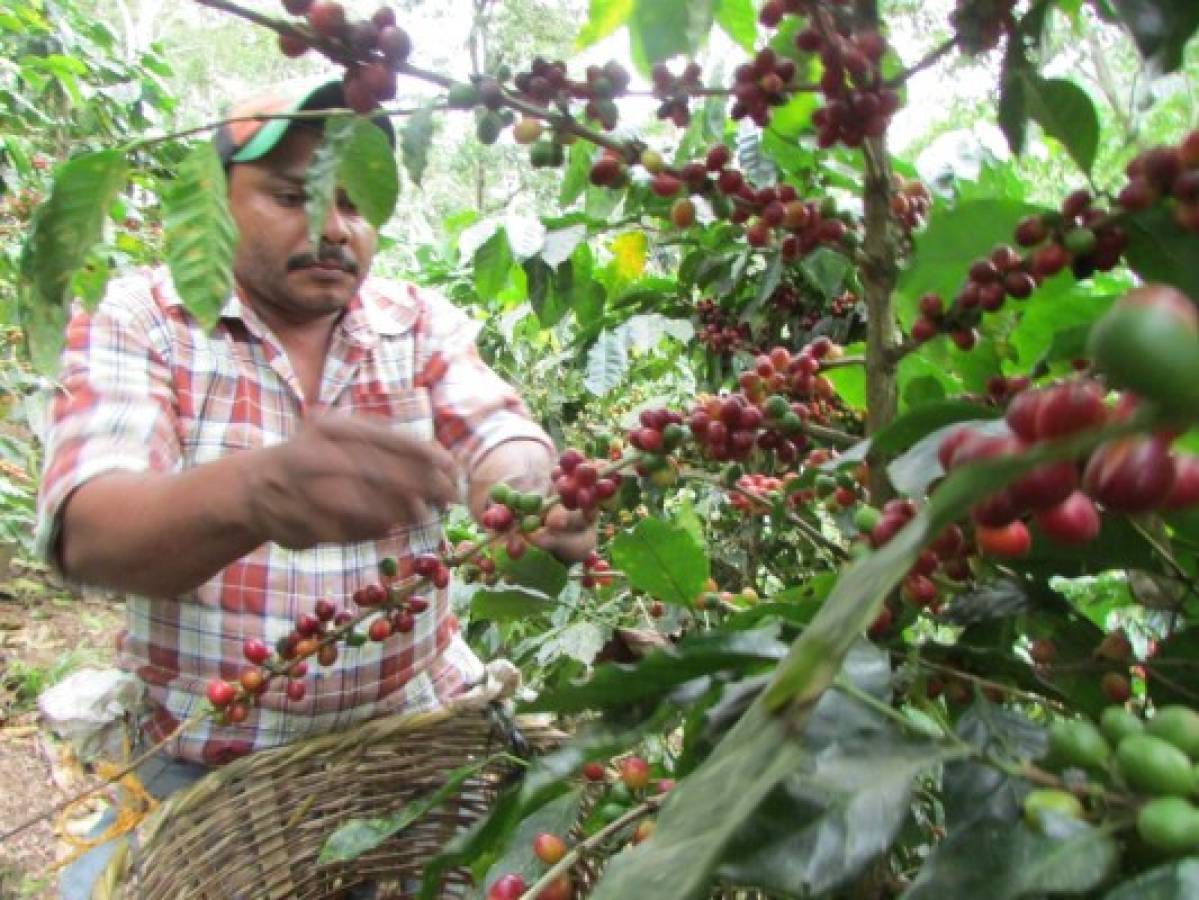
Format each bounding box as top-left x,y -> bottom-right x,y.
287,244 -> 360,274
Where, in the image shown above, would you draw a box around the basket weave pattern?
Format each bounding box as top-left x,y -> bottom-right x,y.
100,707 -> 566,899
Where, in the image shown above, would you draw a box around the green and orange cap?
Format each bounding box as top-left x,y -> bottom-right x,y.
213,78 -> 396,165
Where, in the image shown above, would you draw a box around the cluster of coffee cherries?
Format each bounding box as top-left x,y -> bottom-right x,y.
940,379 -> 1199,558
695,299 -> 753,355
728,48 -> 798,128
789,24 -> 899,149
859,500 -> 973,630
758,0 -> 850,28
276,2 -> 411,113
650,60 -> 703,127
950,0 -> 1018,55
914,129 -> 1199,352
1118,134 -> 1199,231
891,177 -> 932,232
479,483 -> 548,559
728,471 -> 795,514
1034,702 -> 1199,860
580,551 -> 614,590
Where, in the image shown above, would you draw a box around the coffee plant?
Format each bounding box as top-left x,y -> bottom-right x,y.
11,0 -> 1199,897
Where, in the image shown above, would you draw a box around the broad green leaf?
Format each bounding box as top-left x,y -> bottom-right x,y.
718,729 -> 967,896
338,118 -> 399,230
541,224 -> 587,268
610,518 -> 709,606
471,586 -> 556,623
305,117 -> 356,247
536,621 -> 607,667
584,329 -> 630,396
715,0 -> 756,51
943,700 -> 1047,830
1020,75 -> 1100,175
867,400 -> 1000,456
1009,277 -> 1119,371
479,791 -> 584,897
1124,205 -> 1199,300
823,343 -> 866,411
17,286 -> 69,376
905,817 -> 1117,899
400,105 -> 436,186
22,149 -> 128,310
590,701 -> 808,900
318,756 -> 501,864
1104,859 -> 1199,899
525,626 -> 786,713
1114,0 -> 1199,74
628,0 -> 693,76
163,143 -> 237,330
801,247 -> 851,299
473,228 -> 514,300
496,545 -> 569,598
560,141 -> 593,207
575,0 -> 634,49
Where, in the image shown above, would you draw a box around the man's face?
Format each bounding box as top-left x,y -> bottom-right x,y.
227,127 -> 378,324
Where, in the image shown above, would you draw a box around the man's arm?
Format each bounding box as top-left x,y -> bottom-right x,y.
467,439 -> 595,563
58,417 -> 460,599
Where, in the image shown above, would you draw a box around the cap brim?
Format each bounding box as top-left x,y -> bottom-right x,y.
228,80 -> 396,164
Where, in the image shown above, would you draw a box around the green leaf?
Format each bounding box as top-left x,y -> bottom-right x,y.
905,817 -> 1117,899
163,143 -> 237,330
317,755 -> 501,864
17,286 -> 69,376
560,141 -> 593,207
584,329 -> 630,396
471,586 -> 556,623
1104,859 -> 1199,899
943,700 -> 1047,830
22,149 -> 128,309
525,626 -> 786,713
715,0 -> 756,51
575,0 -> 634,49
497,545 -> 569,598
718,729 -> 966,896
479,791 -> 584,896
1123,204 -> 1199,300
801,247 -> 851,299
339,118 -> 399,231
628,0 -> 692,76
1113,0 -> 1199,74
996,40 -> 1029,155
867,400 -> 1001,456
474,228 -> 514,299
610,518 -> 709,606
590,702 -> 808,900
305,117 -> 356,247
1020,75 -> 1100,175
400,105 -> 437,186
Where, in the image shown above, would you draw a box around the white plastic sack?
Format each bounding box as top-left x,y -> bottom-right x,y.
38,668 -> 145,762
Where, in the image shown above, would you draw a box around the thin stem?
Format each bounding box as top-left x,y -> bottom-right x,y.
886,38 -> 958,88
518,793 -> 666,900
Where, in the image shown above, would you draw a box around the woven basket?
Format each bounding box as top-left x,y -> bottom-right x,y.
95,703 -> 568,899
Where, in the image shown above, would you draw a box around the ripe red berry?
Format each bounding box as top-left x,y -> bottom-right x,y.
582,761 -> 606,782
533,832 -> 568,865
243,638 -> 270,665
1101,672 -> 1131,704
487,874 -> 527,900
1083,436 -> 1176,513
369,618 -> 393,642
282,0 -> 313,14
307,1 -> 347,39
206,679 -> 236,708
1029,639 -> 1056,665
1034,491 -> 1100,546
278,32 -> 310,57
619,756 -> 651,791
975,521 -> 1032,559
240,667 -> 266,694
314,599 -> 337,622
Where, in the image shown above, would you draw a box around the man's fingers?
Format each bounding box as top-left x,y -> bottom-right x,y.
543,505 -> 589,533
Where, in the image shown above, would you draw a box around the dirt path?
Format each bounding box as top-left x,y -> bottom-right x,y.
0,560 -> 123,898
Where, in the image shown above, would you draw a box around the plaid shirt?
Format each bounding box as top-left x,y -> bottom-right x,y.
36,266 -> 551,766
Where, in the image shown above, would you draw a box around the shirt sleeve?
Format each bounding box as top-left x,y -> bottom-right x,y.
35,279 -> 183,567
412,287 -> 553,473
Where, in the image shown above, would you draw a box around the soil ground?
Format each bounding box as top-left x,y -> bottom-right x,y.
0,559 -> 123,899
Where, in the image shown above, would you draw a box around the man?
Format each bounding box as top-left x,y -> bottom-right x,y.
39,79 -> 591,895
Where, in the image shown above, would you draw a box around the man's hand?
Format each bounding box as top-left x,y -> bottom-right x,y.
530,504 -> 597,564
468,440 -> 597,564
247,416 -> 460,549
